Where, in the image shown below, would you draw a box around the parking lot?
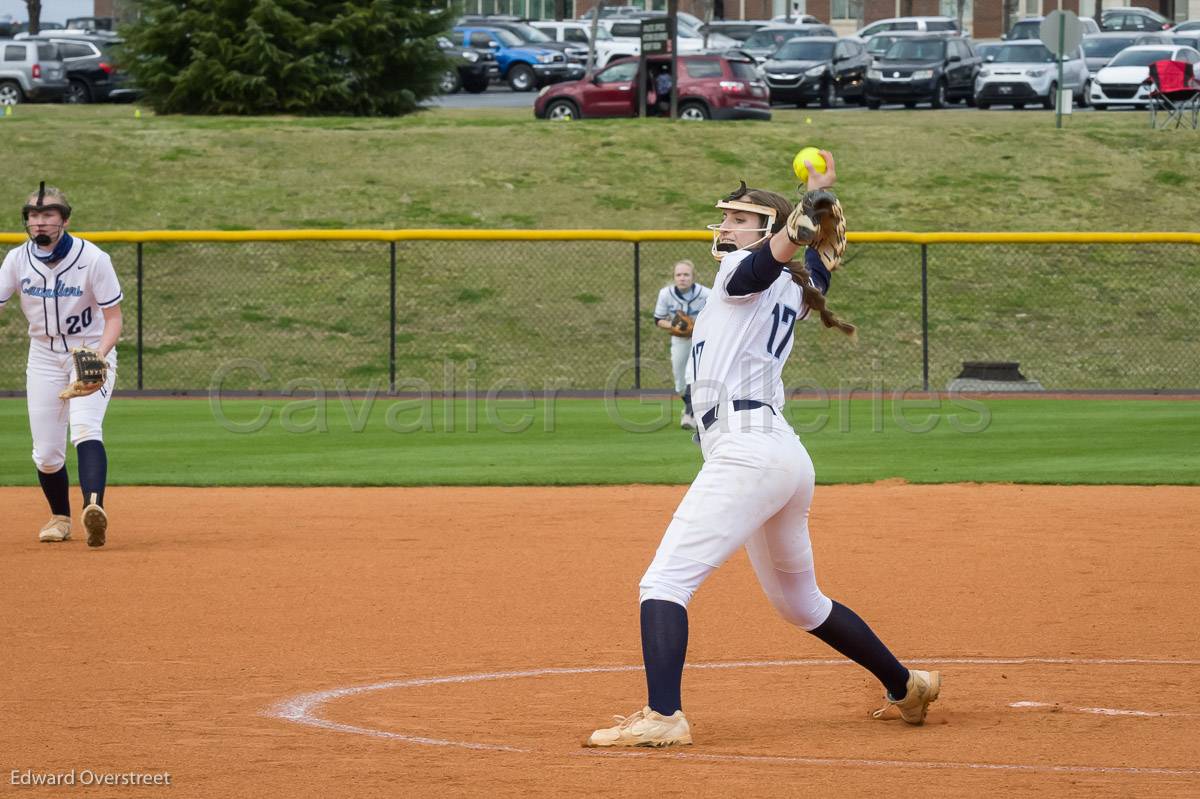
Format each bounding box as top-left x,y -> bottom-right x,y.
428,83 -> 1114,112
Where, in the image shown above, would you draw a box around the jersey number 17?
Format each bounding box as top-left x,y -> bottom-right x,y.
766,303 -> 798,359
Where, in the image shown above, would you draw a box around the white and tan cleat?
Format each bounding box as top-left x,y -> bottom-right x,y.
584,706 -> 693,748
38,514 -> 72,543
872,669 -> 941,725
81,493 -> 107,548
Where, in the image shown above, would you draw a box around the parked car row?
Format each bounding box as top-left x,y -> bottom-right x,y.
0,35 -> 137,105
528,29 -> 1200,120
455,11 -> 1200,105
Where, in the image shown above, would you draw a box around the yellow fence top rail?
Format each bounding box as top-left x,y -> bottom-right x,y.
2,230 -> 1199,245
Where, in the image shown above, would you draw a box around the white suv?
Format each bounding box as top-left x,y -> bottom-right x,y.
531,20 -> 640,68
975,40 -> 1090,109
0,39 -> 68,104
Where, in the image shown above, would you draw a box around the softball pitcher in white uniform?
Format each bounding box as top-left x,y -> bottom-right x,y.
653,260 -> 710,430
586,152 -> 940,747
0,185 -> 121,547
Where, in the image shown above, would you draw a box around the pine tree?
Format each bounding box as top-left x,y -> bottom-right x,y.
120,0 -> 452,115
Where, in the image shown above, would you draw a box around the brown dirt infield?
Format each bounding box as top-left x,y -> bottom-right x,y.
2,485 -> 1197,798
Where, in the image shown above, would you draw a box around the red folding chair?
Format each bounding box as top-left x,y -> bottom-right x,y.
1145,59 -> 1200,129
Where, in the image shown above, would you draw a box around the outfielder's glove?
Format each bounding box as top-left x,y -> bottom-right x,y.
59,347 -> 109,400
784,189 -> 847,272
670,310 -> 695,338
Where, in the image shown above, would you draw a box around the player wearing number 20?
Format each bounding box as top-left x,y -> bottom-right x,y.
0,185 -> 121,548
586,151 -> 940,747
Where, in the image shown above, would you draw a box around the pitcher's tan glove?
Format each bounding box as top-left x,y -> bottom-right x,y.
785,189 -> 847,272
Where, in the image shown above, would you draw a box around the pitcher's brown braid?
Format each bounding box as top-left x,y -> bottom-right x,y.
784,262 -> 856,338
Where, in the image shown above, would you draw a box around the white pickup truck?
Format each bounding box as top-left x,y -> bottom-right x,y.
531,20 -> 641,68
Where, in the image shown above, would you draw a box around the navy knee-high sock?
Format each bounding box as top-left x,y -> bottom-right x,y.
37,467 -> 71,516
808,600 -> 910,700
640,599 -> 688,716
682,387 -> 693,416
75,440 -> 107,507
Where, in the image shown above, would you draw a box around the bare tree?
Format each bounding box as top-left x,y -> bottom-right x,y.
955,0 -> 967,33
851,0 -> 865,31
694,0 -> 712,48
1002,0 -> 1019,38
586,0 -> 606,76
25,0 -> 41,35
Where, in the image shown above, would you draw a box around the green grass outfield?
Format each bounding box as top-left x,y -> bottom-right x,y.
0,105 -> 1196,232
1,107 -> 1197,393
2,397 -> 1195,486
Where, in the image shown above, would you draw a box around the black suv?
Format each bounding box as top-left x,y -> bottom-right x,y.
437,36 -> 498,94
34,36 -> 136,103
763,36 -> 869,107
865,34 -> 980,108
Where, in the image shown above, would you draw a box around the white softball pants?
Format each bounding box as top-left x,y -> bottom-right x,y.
26,343 -> 117,473
670,335 -> 691,395
639,404 -> 834,631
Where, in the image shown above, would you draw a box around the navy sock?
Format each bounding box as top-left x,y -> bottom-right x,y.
75,440 -> 107,507
808,600 -> 910,700
37,467 -> 71,516
640,599 -> 688,716
682,387 -> 693,416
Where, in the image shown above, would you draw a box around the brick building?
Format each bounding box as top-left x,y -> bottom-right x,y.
556,0 -> 1194,38
83,0 -> 1200,39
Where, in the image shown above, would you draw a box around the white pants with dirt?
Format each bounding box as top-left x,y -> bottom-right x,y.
26,341 -> 117,473
639,402 -> 834,630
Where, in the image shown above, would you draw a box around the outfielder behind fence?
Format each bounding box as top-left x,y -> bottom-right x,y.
0,232 -> 1196,394
653,259 -> 710,430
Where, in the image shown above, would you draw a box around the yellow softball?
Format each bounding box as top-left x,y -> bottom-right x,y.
792,147 -> 826,182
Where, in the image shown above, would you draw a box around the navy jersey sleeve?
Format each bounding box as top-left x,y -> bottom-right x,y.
725,245 -> 788,297
805,248 -> 832,295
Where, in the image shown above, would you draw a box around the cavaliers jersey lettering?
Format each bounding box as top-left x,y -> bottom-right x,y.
686,248 -> 812,418
0,237 -> 122,352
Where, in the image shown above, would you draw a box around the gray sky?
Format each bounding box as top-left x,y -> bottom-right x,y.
0,1 -> 95,24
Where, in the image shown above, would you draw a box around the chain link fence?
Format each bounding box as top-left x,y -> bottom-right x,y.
0,233 -> 1196,393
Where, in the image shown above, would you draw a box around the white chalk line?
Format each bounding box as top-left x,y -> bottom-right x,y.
266,657 -> 1200,777
577,749 -> 1200,776
1010,700 -> 1196,718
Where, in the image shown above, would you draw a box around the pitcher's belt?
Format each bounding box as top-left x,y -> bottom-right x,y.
701,400 -> 775,431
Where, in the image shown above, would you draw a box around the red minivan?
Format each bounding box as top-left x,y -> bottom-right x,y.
534,53 -> 771,120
